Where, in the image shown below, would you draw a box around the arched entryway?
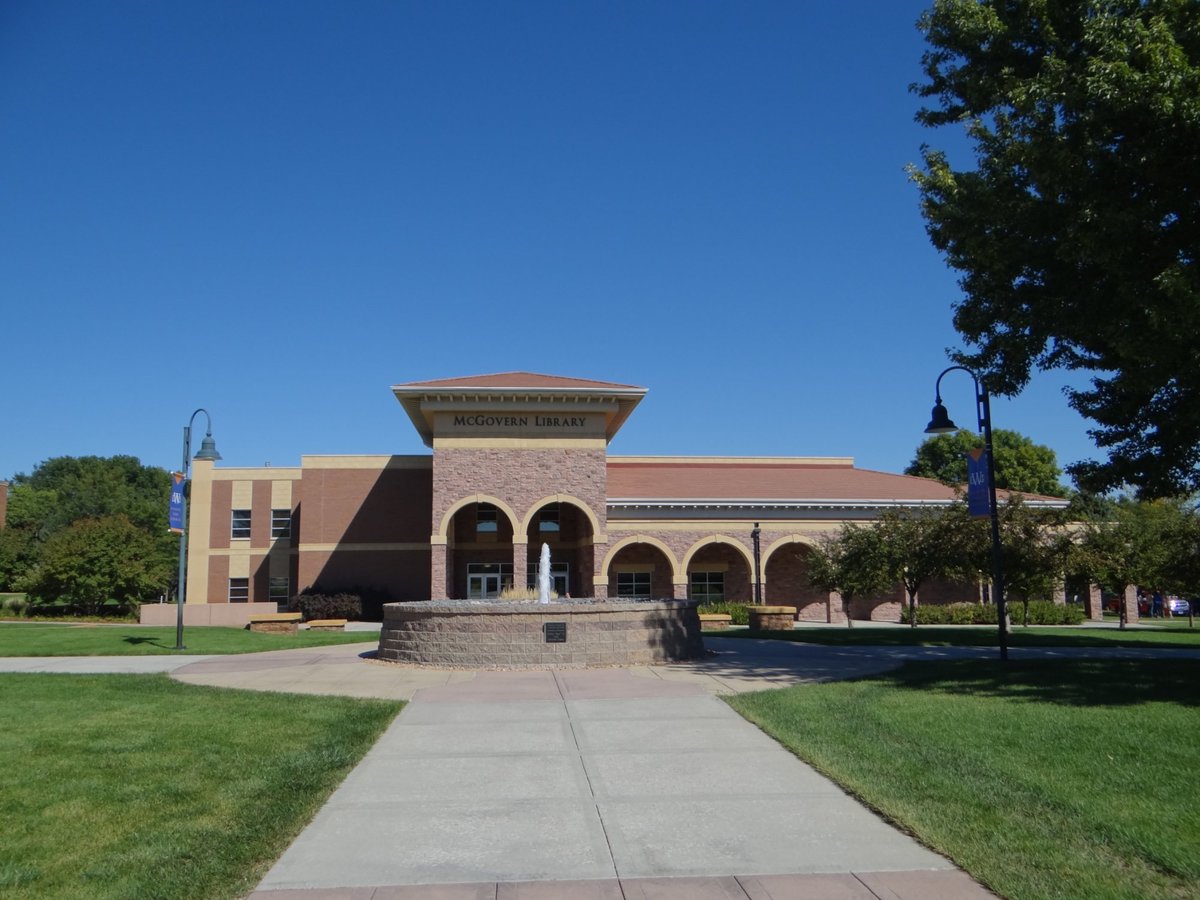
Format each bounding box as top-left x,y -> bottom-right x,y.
763,539 -> 829,621
443,499 -> 518,599
602,536 -> 679,600
523,498 -> 596,598
683,538 -> 752,604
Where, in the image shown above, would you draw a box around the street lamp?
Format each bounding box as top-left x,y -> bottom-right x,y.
174,409 -> 221,650
751,523 -> 763,604
925,366 -> 1008,661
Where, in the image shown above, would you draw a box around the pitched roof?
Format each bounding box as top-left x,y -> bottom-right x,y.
395,372 -> 644,391
606,457 -> 1069,507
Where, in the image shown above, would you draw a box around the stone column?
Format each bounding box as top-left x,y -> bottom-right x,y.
1121,584 -> 1140,623
673,581 -> 689,600
430,542 -> 448,600
512,540 -> 528,595
827,591 -> 848,624
1053,580 -> 1067,605
592,576 -> 608,601
1086,584 -> 1106,621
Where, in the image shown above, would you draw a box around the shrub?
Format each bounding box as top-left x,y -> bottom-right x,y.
696,601 -> 749,625
498,586 -> 558,601
1010,599 -> 1086,626
901,602 -> 999,625
0,594 -> 29,617
900,599 -> 1086,626
294,593 -> 362,621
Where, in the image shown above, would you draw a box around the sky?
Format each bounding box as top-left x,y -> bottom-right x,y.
1,1 -> 1102,486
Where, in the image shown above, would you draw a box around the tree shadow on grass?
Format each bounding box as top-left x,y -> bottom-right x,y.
874,658 -> 1200,708
121,635 -> 169,648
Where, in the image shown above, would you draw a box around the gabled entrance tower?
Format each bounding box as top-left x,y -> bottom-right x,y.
392,372 -> 646,600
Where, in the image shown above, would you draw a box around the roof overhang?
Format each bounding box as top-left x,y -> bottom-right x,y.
392,377 -> 647,447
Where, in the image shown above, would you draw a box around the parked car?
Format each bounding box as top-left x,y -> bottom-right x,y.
1167,597 -> 1191,616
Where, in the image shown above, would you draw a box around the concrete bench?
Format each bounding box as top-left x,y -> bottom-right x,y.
248,612 -> 302,634
746,605 -> 796,631
305,618 -> 348,632
699,613 -> 733,631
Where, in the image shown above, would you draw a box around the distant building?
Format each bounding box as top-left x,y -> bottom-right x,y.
161,373 -> 1070,625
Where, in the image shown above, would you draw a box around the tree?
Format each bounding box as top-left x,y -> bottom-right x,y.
18,515 -> 173,615
3,456 -> 178,600
910,0 -> 1200,497
906,427 -> 1068,496
806,525 -> 892,627
997,498 -> 1073,625
875,506 -> 976,626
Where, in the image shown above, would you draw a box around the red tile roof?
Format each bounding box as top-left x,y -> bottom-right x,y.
607,459 -> 955,501
396,372 -> 645,391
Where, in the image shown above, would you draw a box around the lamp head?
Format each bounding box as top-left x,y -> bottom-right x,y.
194,433 -> 222,461
924,402 -> 958,435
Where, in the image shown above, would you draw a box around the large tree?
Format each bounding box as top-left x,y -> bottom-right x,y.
806,525 -> 892,627
906,427 -> 1068,496
3,456 -> 178,601
911,0 -> 1200,497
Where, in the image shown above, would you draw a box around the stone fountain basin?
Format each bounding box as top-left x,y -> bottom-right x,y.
376,599 -> 705,668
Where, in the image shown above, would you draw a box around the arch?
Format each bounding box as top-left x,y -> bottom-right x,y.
680,534 -> 755,576
519,493 -> 603,540
762,533 -> 819,569
436,494 -> 521,542
600,534 -> 682,581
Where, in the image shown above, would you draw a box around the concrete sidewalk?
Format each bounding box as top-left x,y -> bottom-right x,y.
248,666 -> 990,900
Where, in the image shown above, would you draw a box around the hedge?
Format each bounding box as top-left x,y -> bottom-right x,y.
900,600 -> 1085,626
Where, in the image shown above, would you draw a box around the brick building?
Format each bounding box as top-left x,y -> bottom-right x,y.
155,372 -> 1070,625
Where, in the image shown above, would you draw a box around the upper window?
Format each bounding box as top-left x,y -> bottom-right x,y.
271,508 -> 291,539
231,509 -> 251,540
538,504 -> 560,533
476,504 -> 498,533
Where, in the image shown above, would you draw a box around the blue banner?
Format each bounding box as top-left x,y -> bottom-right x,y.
966,448 -> 991,519
168,472 -> 187,534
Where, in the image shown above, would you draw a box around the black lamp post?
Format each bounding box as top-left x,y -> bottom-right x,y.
174,409 -> 221,651
751,523 -> 763,604
925,366 -> 1008,661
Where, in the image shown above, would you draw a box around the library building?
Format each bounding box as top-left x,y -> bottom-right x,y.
152,372 -> 1073,627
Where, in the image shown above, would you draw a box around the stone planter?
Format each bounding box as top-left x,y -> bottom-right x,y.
746,605 -> 795,631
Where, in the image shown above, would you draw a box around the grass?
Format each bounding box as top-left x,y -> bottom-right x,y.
719,624 -> 1200,649
726,659 -> 1200,900
0,674 -> 402,898
0,623 -> 377,656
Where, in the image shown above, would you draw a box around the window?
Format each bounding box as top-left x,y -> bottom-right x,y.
231,509 -> 251,540
476,504 -> 498,533
538,504 -> 560,532
271,508 -> 292,539
690,571 -> 725,604
228,578 -> 249,603
615,571 -> 652,600
269,576 -> 290,603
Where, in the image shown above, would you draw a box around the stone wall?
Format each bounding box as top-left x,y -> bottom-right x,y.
378,600 -> 704,667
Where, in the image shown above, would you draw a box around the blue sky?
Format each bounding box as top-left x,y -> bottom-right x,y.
1,1 -> 1100,485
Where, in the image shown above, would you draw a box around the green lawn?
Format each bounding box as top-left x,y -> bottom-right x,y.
727,659 -> 1200,900
0,623 -> 377,656
720,624 -> 1200,649
0,674 -> 401,898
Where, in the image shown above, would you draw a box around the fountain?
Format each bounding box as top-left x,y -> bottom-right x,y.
537,542 -> 552,604
376,543 -> 705,667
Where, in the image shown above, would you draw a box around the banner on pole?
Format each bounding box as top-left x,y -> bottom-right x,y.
966,448 -> 991,519
168,472 -> 187,534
